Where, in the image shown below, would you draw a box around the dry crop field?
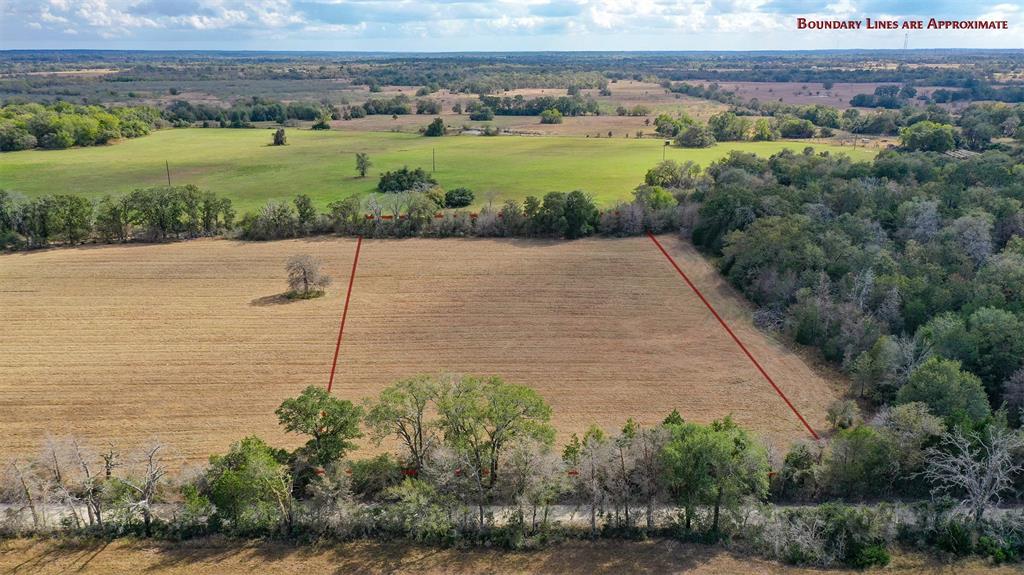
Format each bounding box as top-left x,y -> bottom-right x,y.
0,235 -> 840,464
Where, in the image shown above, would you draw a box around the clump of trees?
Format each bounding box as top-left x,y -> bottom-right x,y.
0,102 -> 162,151
0,186 -> 233,249
378,167 -> 437,193
272,128 -> 287,146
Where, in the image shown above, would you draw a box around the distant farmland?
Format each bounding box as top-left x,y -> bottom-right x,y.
0,129 -> 876,212
0,235 -> 841,463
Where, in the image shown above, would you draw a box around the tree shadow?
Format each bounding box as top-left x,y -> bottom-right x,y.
249,293 -> 292,307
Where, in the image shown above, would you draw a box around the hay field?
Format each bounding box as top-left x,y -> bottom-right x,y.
0,128 -> 877,213
0,235 -> 840,464
2,537 -> 1011,575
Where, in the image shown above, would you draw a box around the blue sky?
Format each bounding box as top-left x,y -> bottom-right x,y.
1,0 -> 1022,51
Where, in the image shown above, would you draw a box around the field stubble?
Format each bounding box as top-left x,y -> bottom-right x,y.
0,235 -> 841,464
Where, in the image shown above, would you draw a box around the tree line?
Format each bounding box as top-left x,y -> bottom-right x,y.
4,374 -> 1024,568
0,186 -> 234,249
0,101 -> 162,151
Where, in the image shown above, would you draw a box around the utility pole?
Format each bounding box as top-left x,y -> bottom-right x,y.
432,148 -> 436,173
165,160 -> 172,187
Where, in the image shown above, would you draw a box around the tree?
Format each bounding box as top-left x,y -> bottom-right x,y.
424,117 -> 446,137
644,160 -> 701,189
364,375 -> 439,472
563,190 -> 598,239
924,425 -> 1024,525
116,440 -> 169,537
201,436 -> 293,532
435,375 -> 554,496
284,255 -> 331,299
272,128 -> 287,146
632,185 -> 677,211
873,402 -> 944,482
676,124 -> 716,148
355,152 -> 372,178
752,118 -> 777,141
778,117 -> 816,138
662,418 -> 769,534
293,194 -> 316,234
540,109 -> 563,124
275,385 -> 363,467
899,121 -> 955,152
819,425 -> 894,498
896,357 -> 990,424
51,194 -> 92,245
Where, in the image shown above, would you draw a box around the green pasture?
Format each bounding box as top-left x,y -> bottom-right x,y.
0,128 -> 876,213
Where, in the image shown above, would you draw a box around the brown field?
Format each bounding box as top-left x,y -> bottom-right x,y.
686,80 -> 949,110
0,537 -> 1013,575
0,235 -> 840,465
330,81 -> 726,136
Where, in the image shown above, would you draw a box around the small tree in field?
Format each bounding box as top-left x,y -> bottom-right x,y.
285,255 -> 331,299
272,128 -> 287,146
355,152 -> 372,177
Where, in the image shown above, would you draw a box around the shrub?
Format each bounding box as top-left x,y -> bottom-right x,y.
540,109 -> 563,124
444,187 -> 474,208
469,107 -> 495,121
378,167 -> 437,193
424,117 -> 446,137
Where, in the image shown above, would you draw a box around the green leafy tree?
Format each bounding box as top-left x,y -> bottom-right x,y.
435,375 -> 554,489
662,417 -> 769,535
355,152 -> 372,177
51,194 -> 93,245
364,375 -> 439,471
899,121 -> 955,152
202,436 -> 293,533
275,386 -> 363,466
424,117 -> 446,137
896,357 -> 990,424
632,185 -> 677,211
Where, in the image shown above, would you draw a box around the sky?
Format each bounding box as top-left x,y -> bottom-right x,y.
1,0 -> 1022,52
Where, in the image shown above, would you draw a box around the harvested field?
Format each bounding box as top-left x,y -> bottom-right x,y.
1,537 -> 1013,575
0,235 -> 841,464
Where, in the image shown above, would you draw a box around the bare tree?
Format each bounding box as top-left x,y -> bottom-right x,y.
286,255 -> 332,299
116,441 -> 169,537
924,426 -> 1024,524
632,425 -> 670,531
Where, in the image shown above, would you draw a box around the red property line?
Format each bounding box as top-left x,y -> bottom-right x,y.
646,232 -> 820,440
327,236 -> 363,393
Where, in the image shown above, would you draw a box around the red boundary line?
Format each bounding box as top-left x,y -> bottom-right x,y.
327,236 -> 363,393
646,232 -> 820,440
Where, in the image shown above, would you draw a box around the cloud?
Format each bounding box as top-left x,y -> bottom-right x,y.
1,0 -> 1022,49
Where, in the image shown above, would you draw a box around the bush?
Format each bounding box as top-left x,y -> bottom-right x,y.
378,167 -> 438,192
540,109 -> 563,124
444,187 -> 474,208
675,125 -> 716,148
424,117 -> 446,137
469,107 -> 494,121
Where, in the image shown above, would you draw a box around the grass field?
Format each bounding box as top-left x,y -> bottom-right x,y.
2,537 -> 1014,575
0,235 -> 840,464
0,128 -> 876,212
